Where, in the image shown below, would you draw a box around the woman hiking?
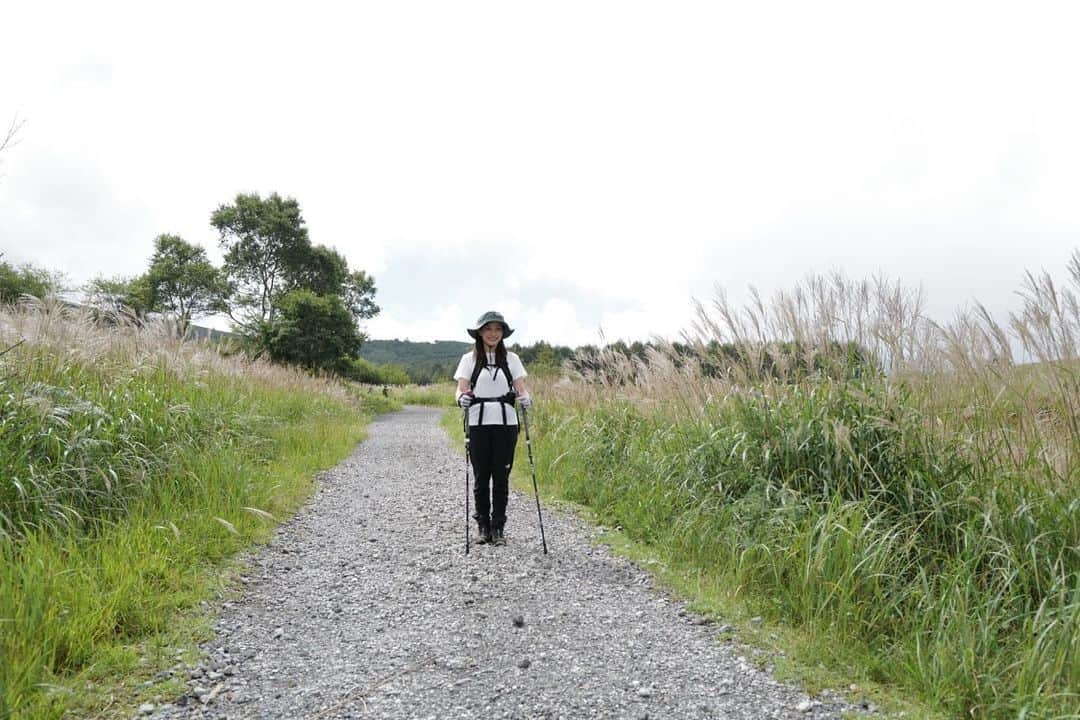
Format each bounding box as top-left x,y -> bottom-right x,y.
454,311 -> 532,546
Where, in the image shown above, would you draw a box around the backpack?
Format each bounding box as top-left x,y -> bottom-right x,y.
468,352 -> 516,425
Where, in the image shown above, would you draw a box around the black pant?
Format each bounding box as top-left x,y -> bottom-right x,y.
469,425 -> 519,528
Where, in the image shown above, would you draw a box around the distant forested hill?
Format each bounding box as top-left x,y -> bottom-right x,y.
359,339 -> 470,383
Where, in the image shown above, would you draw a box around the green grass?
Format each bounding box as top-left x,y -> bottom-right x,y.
519,376 -> 1078,720
393,381 -> 457,407
0,328 -> 384,719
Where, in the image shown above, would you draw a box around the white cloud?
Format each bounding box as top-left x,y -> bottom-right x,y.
366,304 -> 467,343
2,1 -> 1079,347
600,300 -> 699,345
517,298 -> 600,349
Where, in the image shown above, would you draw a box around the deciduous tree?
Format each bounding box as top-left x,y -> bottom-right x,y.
83,275 -> 152,317
343,269 -> 379,323
144,234 -> 228,336
0,254 -> 61,303
263,290 -> 363,373
211,192 -> 310,329
210,191 -> 381,372
290,245 -> 348,296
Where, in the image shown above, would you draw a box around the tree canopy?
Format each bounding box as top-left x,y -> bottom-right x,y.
13,190 -> 382,380
0,254 -> 61,304
145,234 -> 228,336
212,192 -> 379,332
83,275 -> 152,317
263,290 -> 363,373
211,192 -> 311,330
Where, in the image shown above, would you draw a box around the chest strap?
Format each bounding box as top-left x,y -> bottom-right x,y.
471,392 -> 517,425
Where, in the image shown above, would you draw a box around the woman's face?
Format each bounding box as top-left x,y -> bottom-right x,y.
480,322 -> 503,349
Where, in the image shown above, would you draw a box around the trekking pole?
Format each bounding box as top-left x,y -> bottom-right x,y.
519,405 -> 548,554
463,408 -> 471,556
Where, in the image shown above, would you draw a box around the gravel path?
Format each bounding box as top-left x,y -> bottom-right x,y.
151,406 -> 864,720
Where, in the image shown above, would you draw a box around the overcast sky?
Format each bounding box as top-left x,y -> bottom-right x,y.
2,1 -> 1077,346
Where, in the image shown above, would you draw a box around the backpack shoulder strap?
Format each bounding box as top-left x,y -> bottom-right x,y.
498,355 -> 513,390
468,353 -> 484,390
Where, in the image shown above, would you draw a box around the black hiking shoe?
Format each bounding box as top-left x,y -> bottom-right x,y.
491,526 -> 506,546
475,517 -> 492,545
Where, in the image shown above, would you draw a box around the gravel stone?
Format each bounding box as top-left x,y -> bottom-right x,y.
154,406 -> 866,719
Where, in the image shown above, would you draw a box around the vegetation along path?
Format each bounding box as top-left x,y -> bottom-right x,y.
153,406 -> 865,720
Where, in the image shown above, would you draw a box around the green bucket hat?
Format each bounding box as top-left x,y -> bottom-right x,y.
467,310 -> 515,339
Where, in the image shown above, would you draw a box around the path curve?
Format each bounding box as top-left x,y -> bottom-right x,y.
153,406 -> 860,719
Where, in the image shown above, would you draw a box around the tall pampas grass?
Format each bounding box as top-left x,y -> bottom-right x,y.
1,297 -> 374,719
0,298 -> 364,540
534,253 -> 1079,718
0,297 -> 354,400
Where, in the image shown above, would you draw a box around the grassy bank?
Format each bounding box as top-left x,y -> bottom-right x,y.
521,265 -> 1078,719
391,381 -> 457,408
0,304 -> 395,719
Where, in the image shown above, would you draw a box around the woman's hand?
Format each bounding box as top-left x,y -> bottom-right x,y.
513,378 -> 530,406
457,392 -> 474,409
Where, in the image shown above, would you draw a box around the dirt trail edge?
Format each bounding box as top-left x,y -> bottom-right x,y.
153,405 -> 864,720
